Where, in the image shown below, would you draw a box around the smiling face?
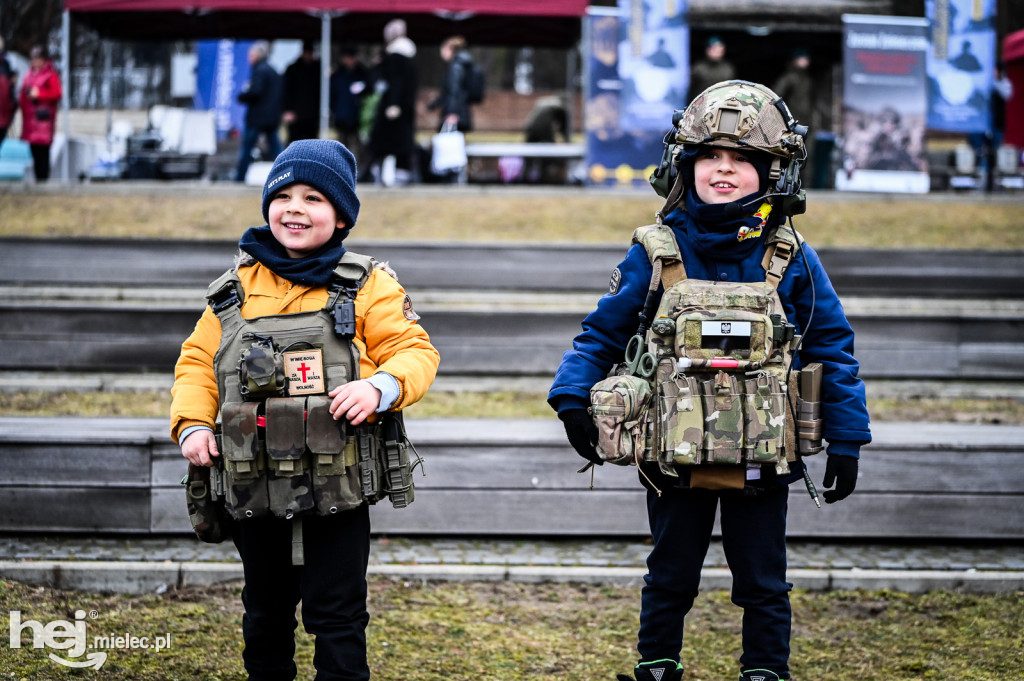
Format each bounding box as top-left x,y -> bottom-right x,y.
268,183 -> 346,258
692,147 -> 763,204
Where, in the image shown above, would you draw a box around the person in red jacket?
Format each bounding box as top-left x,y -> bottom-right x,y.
19,45 -> 62,182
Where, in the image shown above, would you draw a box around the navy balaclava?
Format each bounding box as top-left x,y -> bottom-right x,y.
675,144 -> 780,260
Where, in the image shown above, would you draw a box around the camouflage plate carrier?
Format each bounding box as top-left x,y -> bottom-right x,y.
183,252 -> 420,551
589,222 -> 824,489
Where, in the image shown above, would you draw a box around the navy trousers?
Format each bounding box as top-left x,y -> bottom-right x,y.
232,504 -> 371,681
638,484 -> 792,678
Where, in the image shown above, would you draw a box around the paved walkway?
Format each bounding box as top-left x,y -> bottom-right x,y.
1,534 -> 1022,595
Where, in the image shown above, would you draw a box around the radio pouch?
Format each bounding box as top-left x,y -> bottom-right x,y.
183,459 -> 233,543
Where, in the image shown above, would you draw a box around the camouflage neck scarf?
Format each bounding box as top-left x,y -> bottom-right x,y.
239,225 -> 347,288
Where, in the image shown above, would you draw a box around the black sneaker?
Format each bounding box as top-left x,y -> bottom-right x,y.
739,669 -> 784,681
617,659 -> 684,681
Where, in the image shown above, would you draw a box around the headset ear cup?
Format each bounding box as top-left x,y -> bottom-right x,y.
649,141 -> 678,198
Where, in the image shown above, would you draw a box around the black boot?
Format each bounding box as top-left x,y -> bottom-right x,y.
739,669 -> 785,681
617,659 -> 684,681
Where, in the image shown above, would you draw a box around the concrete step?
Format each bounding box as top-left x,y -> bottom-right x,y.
1,417 -> 1022,541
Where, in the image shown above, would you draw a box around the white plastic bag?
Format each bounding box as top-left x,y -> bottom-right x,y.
431,124 -> 467,174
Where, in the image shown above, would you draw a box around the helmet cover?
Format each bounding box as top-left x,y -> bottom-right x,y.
674,80 -> 805,160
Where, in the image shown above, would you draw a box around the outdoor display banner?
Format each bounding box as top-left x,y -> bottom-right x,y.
194,40 -> 252,141
836,14 -> 931,193
584,0 -> 688,188
926,0 -> 996,133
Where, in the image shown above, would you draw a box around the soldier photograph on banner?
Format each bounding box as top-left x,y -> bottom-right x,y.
584,1 -> 688,188
835,14 -> 931,193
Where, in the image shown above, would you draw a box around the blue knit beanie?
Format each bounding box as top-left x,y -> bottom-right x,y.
261,140 -> 360,229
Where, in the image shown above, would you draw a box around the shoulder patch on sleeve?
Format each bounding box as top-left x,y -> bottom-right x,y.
402,294 -> 421,321
609,267 -> 622,295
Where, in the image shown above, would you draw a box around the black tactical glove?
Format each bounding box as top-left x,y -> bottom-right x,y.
559,409 -> 603,466
822,454 -> 858,504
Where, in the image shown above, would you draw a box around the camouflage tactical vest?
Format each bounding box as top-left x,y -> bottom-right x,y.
590,223 -> 819,481
206,252 -> 415,521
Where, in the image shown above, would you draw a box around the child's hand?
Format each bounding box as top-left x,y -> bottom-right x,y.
181,430 -> 220,467
329,380 -> 383,426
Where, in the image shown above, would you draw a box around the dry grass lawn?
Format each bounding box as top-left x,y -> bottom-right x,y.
1,189 -> 1021,248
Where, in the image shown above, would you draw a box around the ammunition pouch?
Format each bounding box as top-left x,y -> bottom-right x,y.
356,412 -> 418,509
217,399 -> 419,521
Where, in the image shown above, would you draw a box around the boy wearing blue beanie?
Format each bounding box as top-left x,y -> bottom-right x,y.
172,139 -> 440,681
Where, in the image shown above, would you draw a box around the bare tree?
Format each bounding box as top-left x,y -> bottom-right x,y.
0,0 -> 63,55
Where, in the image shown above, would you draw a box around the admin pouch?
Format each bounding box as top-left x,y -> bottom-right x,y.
184,252 -> 421,541
598,222 -> 825,489
589,374 -> 653,465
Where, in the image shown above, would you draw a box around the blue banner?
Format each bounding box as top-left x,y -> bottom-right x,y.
584,1 -> 688,187
194,40 -> 253,141
926,0 -> 996,132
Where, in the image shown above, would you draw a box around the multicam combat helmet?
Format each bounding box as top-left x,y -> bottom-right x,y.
673,80 -> 807,160
650,80 -> 809,213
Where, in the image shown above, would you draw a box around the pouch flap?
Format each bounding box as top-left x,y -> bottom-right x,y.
306,395 -> 346,455
266,397 -> 306,461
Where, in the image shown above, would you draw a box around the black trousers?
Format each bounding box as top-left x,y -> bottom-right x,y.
638,484 -> 792,678
232,505 -> 371,681
30,143 -> 51,181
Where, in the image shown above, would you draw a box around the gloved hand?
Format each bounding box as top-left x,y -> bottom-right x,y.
822,454 -> 858,504
559,409 -> 603,466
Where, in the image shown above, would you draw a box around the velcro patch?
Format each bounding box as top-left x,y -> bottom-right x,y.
403,294 -> 421,321
609,267 -> 622,295
283,349 -> 325,395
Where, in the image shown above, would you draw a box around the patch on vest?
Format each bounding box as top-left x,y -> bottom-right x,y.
283,349 -> 325,395
609,267 -> 622,295
403,294 -> 420,321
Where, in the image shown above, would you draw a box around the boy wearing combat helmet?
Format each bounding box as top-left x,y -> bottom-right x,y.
171,139 -> 439,680
549,81 -> 870,681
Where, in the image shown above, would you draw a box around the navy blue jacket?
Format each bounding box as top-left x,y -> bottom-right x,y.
548,211 -> 871,459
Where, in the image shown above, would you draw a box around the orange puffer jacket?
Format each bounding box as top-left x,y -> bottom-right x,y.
170,259 -> 440,443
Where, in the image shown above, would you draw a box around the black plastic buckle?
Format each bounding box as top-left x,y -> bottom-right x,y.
209,285 -> 241,314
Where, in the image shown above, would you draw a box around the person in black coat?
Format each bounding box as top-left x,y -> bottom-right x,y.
368,19 -> 419,185
234,41 -> 284,182
428,35 -> 474,133
283,41 -> 322,144
330,46 -> 370,171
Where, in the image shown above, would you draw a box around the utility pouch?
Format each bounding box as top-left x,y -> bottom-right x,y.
589,374 -> 652,465
220,402 -> 270,520
306,395 -> 361,514
701,372 -> 744,464
742,373 -> 786,464
659,374 -> 704,466
797,363 -> 825,455
183,459 -> 233,543
237,335 -> 287,400
689,465 -> 746,490
265,397 -> 315,518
